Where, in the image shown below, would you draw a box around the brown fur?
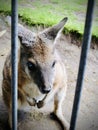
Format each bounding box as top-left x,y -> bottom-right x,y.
2,17 -> 69,130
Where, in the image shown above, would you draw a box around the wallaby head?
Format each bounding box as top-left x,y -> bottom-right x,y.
18,17 -> 68,94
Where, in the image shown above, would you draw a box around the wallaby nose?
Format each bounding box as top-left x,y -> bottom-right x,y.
42,87 -> 51,94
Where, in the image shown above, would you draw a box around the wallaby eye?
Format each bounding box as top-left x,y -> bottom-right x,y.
27,61 -> 36,70
52,61 -> 56,68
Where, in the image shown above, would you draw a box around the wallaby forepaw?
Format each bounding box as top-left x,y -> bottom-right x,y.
27,97 -> 37,106
37,100 -> 44,108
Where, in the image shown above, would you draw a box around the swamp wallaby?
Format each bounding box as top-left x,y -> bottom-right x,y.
2,17 -> 69,130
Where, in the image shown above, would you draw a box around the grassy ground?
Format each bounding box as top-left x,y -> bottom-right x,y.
0,0 -> 98,39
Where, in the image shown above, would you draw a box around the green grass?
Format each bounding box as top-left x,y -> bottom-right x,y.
0,0 -> 98,39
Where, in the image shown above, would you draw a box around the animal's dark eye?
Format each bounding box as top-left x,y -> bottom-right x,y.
27,61 -> 36,70
52,61 -> 56,68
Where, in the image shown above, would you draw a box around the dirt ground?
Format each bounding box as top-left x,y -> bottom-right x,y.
0,15 -> 98,130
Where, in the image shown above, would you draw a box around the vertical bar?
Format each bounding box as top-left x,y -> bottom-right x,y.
69,0 -> 95,130
11,0 -> 18,130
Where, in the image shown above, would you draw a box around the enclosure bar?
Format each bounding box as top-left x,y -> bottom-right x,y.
11,0 -> 18,130
69,0 -> 95,130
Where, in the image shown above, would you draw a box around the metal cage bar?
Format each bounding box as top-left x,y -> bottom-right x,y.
11,0 -> 18,130
69,0 -> 95,130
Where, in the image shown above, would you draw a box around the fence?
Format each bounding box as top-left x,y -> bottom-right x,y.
11,0 -> 95,130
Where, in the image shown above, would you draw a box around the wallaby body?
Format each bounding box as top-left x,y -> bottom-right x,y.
2,17 -> 69,130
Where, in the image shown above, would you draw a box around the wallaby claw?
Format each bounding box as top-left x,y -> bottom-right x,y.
27,97 -> 37,106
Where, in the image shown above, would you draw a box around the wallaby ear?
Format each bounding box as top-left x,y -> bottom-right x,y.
39,17 -> 68,41
18,24 -> 36,47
